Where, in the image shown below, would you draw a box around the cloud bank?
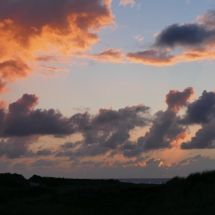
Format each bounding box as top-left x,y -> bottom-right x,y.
1,88 -> 215,177
3,87 -> 214,160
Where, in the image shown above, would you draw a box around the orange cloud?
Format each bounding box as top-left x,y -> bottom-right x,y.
75,49 -> 125,63
0,80 -> 7,94
0,100 -> 6,109
177,48 -> 215,62
165,87 -> 194,112
36,65 -> 68,78
38,65 -> 68,73
0,0 -> 114,93
0,59 -> 31,82
36,56 -> 58,62
126,49 -> 175,66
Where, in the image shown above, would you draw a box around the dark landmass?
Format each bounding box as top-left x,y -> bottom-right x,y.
0,171 -> 215,215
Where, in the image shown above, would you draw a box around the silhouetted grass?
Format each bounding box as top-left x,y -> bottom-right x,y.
1,171 -> 215,214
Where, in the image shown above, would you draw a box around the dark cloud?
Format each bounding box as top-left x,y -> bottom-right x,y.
103,129 -> 130,149
0,94 -> 153,159
155,23 -> 215,48
78,105 -> 150,149
60,141 -> 82,149
126,10 -> 215,66
0,160 -> 12,171
3,94 -> 75,136
180,90 -> 215,124
92,106 -> 150,128
181,124 -> 215,149
0,136 -> 37,159
6,89 -> 215,160
36,149 -> 52,156
12,162 -> 28,170
56,105 -> 151,159
179,90 -> 215,149
31,159 -> 59,167
121,87 -> 194,156
8,94 -> 38,115
4,109 -> 74,136
126,49 -> 174,65
165,87 -> 194,111
69,105 -> 187,159
121,109 -> 186,157
144,110 -> 185,149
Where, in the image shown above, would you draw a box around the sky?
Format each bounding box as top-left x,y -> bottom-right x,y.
1,0 -> 215,179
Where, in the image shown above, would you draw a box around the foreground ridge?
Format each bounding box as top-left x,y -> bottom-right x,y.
0,170 -> 215,214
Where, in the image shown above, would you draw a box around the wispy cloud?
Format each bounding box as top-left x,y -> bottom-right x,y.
119,0 -> 136,7
74,49 -> 125,63
134,35 -> 144,42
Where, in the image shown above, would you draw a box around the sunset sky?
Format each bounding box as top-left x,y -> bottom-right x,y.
1,0 -> 215,179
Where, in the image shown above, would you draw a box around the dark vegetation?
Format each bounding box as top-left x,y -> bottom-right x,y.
1,171 -> 215,215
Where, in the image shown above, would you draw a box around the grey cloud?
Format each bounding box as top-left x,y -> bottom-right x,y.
36,149 -> 52,156
171,154 -> 215,176
84,105 -> 150,147
181,124 -> 215,149
102,130 -> 130,149
155,23 -> 215,48
121,110 -> 186,157
178,90 -> 215,149
55,88 -> 200,159
56,142 -> 110,159
8,93 -> 38,115
12,162 -> 28,170
0,160 -> 12,171
56,105 -> 151,159
126,49 -> 174,65
31,159 -> 59,167
60,141 -> 82,149
2,94 -> 75,137
127,10 -> 215,66
144,110 -> 185,149
55,150 -> 74,158
180,90 -> 215,125
0,136 -> 37,159
6,89 -> 215,161
91,105 -> 150,129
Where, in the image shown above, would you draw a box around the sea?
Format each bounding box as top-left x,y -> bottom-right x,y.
117,178 -> 171,184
